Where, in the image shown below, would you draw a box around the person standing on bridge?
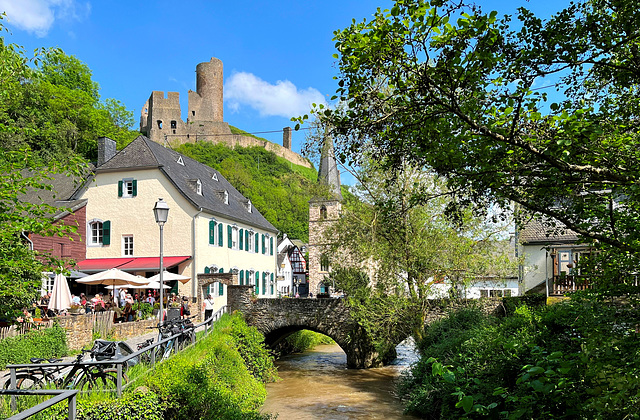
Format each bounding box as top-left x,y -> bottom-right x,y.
203,294 -> 214,325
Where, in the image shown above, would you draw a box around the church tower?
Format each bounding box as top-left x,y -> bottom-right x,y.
308,136 -> 342,296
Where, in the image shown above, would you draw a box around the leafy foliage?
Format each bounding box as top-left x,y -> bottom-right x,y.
142,313 -> 276,419
401,293 -> 640,418
178,141 -> 317,242
0,323 -> 67,369
302,0 -> 640,284
0,23 -> 138,162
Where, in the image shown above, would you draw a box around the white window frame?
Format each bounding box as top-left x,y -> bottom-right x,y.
88,219 -> 104,246
196,179 -> 202,195
122,235 -> 134,256
122,179 -> 135,198
248,230 -> 255,253
232,225 -> 239,250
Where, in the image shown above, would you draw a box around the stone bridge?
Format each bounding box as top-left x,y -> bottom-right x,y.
198,274 -> 506,369
225,285 -> 388,368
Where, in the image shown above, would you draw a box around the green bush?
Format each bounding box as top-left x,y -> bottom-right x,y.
401,294 -> 640,419
142,313 -> 276,419
0,324 -> 67,369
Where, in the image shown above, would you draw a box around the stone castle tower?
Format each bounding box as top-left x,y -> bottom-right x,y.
308,136 -> 342,296
140,57 -> 231,145
139,58 -> 311,169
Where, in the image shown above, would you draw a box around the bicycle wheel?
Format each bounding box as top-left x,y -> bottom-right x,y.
2,374 -> 43,390
75,369 -> 127,391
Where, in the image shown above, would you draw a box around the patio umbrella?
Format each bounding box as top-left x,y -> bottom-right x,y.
48,273 -> 73,312
147,271 -> 191,284
76,268 -> 149,304
130,280 -> 170,290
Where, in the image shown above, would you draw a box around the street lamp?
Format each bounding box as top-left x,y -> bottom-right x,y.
153,198 -> 169,323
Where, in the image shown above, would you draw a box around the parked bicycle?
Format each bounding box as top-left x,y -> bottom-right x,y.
2,348 -> 128,391
149,316 -> 196,362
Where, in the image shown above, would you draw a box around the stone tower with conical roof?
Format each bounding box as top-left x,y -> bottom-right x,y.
308,135 -> 342,296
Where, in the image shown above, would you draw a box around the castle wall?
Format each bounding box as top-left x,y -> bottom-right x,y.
140,57 -> 311,169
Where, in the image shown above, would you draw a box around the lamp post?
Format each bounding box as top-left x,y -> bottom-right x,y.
153,198 -> 169,323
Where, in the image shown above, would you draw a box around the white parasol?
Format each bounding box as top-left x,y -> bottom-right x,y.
48,273 -> 73,312
130,280 -> 170,290
76,268 -> 149,304
147,271 -> 191,284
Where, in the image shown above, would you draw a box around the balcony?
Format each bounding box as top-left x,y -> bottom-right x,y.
550,275 -> 592,296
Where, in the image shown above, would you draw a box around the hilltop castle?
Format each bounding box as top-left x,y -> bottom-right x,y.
140,57 -> 311,168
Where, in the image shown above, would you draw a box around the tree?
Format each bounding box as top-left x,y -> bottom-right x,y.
300,0 -> 640,283
322,157 -> 516,350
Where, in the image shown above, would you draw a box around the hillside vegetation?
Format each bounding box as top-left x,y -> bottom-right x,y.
177,141 -> 317,242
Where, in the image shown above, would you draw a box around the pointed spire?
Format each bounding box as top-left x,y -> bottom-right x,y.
318,135 -> 342,201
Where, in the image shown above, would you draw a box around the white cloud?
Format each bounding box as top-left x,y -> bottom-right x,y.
225,72 -> 326,118
0,0 -> 89,37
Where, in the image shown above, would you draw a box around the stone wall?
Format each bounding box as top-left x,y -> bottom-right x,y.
57,312 -> 157,350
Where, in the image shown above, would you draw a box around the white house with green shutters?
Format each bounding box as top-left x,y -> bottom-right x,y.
73,136 -> 278,313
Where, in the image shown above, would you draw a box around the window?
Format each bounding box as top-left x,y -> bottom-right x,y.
320,254 -> 329,272
212,172 -> 218,181
170,120 -> 177,129
157,120 -> 163,129
89,220 -> 110,246
247,230 -> 254,253
118,179 -> 137,198
196,179 -> 202,195
247,200 -> 252,213
122,235 -> 133,256
177,156 -> 185,166
41,276 -> 54,295
255,271 -> 260,294
209,220 -> 217,245
320,205 -> 327,220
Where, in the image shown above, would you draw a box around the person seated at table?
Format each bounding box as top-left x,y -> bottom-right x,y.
92,294 -> 106,312
40,293 -> 50,306
123,301 -> 135,322
72,294 -> 81,306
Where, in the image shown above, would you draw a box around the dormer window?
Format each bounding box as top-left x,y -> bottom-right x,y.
212,172 -> 218,181
224,190 -> 229,204
118,179 -> 137,198
247,200 -> 252,213
196,179 -> 202,195
214,190 -> 229,204
177,156 -> 184,166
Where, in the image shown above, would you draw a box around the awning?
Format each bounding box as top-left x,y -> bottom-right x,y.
77,256 -> 191,273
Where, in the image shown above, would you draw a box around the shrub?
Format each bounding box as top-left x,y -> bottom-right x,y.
0,324 -> 67,369
142,313 -> 275,419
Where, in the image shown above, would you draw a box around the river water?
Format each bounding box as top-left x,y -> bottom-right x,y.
261,340 -> 420,419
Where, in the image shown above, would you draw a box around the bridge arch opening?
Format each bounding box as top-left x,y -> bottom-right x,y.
264,326 -> 347,358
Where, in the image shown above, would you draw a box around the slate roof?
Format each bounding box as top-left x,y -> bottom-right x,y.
519,218 -> 579,244
95,136 -> 277,233
20,167 -> 92,220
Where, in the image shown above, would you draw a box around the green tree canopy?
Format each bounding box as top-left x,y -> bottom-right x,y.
301,0 -> 640,283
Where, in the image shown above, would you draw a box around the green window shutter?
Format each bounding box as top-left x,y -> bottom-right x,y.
218,223 -> 223,247
227,225 -> 232,249
255,271 -> 260,294
271,273 -> 274,295
261,234 -> 265,254
245,230 -> 249,252
262,273 -> 266,295
219,283 -> 224,296
102,221 -> 111,245
132,180 -> 137,197
240,270 -> 244,285
205,266 -> 210,274
117,181 -> 123,197
255,234 -> 259,253
209,221 -> 216,245
239,229 -> 244,250
270,237 -> 274,255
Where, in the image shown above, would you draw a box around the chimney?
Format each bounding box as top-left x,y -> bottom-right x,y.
283,127 -> 292,150
97,137 -> 117,167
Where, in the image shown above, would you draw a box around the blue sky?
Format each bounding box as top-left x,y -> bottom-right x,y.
1,0 -> 569,183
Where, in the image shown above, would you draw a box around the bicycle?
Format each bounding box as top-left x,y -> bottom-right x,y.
136,337 -> 155,364
2,348 -> 128,391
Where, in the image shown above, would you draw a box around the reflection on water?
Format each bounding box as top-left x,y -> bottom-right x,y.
261,340 -> 419,420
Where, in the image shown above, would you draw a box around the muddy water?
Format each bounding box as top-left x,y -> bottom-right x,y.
261,341 -> 420,419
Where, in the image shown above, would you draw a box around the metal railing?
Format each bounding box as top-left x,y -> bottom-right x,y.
1,389 -> 78,420
5,305 -> 228,415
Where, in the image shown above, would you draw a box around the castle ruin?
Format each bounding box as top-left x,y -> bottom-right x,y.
140,57 -> 310,168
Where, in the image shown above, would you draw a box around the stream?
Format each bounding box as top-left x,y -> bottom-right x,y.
261,340 -> 420,419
